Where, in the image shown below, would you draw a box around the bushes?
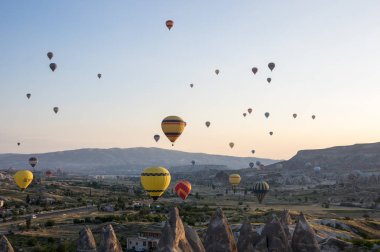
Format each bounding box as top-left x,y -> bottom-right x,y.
44,220 -> 55,227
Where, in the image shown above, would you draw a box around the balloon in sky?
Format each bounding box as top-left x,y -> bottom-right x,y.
253,181 -> 269,203
190,84 -> 194,88
28,157 -> 38,168
312,115 -> 316,120
49,63 -> 57,72
243,113 -> 247,117
26,93 -> 31,99
47,52 -> 53,60
53,107 -> 59,114
256,161 -> 261,166
14,170 -> 33,191
293,113 -> 297,119
154,134 -> 160,142
166,20 -> 174,30
267,78 -> 271,84
140,166 -> 171,200
175,180 -> 191,201
265,112 -> 270,118
17,142 -> 21,146
268,62 -> 275,71
249,162 -> 254,168
251,150 -> 255,155
205,121 -> 211,128
229,142 -> 234,149
191,160 -> 195,166
215,69 -> 220,75
252,67 -> 258,75
269,131 -> 273,136
161,116 -> 186,146
248,108 -> 252,114
229,174 -> 241,187
97,73 -> 102,79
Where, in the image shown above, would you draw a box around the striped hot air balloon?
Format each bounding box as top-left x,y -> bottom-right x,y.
253,181 -> 269,204
161,116 -> 186,146
140,167 -> 171,201
175,180 -> 192,201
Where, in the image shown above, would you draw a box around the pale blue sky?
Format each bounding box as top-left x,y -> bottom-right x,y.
1,1 -> 380,159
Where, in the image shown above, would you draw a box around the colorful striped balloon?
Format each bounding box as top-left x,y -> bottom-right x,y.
161,116 -> 186,145
175,180 -> 192,201
253,181 -> 269,204
229,174 -> 241,186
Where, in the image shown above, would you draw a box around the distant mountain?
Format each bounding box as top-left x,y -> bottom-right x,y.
0,147 -> 278,175
271,142 -> 380,173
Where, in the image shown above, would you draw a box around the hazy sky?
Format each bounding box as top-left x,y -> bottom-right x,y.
1,1 -> 380,159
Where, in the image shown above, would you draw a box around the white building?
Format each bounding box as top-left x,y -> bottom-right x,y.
126,231 -> 160,251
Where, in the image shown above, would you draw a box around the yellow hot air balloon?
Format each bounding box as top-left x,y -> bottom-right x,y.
161,116 -> 186,146
141,167 -> 171,200
229,174 -> 241,187
14,170 -> 33,191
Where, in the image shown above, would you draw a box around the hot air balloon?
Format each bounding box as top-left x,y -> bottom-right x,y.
243,113 -> 247,117
190,84 -> 194,88
47,52 -> 53,60
249,162 -> 254,168
229,174 -> 241,187
293,113 -> 297,119
161,116 -> 186,146
268,62 -> 275,71
140,166 -> 171,200
215,69 -> 220,75
269,131 -> 273,136
49,63 -> 57,72
267,78 -> 271,83
26,93 -> 31,99
248,108 -> 253,114
154,135 -> 160,142
28,157 -> 38,168
97,73 -> 102,79
205,121 -> 211,128
252,67 -> 258,75
166,20 -> 174,30
312,115 -> 316,120
253,181 -> 269,203
251,150 -> 255,155
175,180 -> 191,201
265,112 -> 270,118
191,160 -> 195,166
53,107 -> 59,114
314,166 -> 321,173
45,170 -> 52,177
17,142 -> 21,146
14,170 -> 33,191
229,142 -> 234,149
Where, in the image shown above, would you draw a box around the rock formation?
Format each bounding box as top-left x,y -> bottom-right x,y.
185,225 -> 206,252
291,213 -> 320,252
0,236 -> 14,252
99,224 -> 122,252
319,237 -> 352,252
204,207 -> 237,252
260,216 -> 291,252
77,225 -> 97,252
237,220 -> 255,252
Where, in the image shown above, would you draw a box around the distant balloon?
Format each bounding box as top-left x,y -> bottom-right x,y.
248,108 -> 253,114
45,170 -> 52,177
229,142 -> 234,149
252,67 -> 258,75
154,134 -> 160,142
97,73 -> 102,79
267,78 -> 271,83
243,113 -> 247,117
49,63 -> 57,72
249,162 -> 254,168
175,180 -> 192,201
53,107 -> 59,114
26,93 -> 31,99
28,157 -> 38,168
47,52 -> 53,60
191,160 -> 195,166
253,181 -> 269,204
140,166 -> 171,200
314,166 -> 321,173
190,84 -> 194,88
269,131 -> 273,136
166,20 -> 174,30
312,115 -> 316,120
268,62 -> 275,71
205,121 -> 211,128
215,69 -> 220,75
251,150 -> 255,155
17,142 -> 21,146
265,112 -> 270,118
14,170 -> 33,191
293,113 -> 297,119
229,174 -> 241,187
256,161 -> 261,166
161,116 -> 186,146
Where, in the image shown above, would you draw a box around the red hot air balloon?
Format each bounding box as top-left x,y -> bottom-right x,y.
166,20 -> 174,30
175,180 -> 191,201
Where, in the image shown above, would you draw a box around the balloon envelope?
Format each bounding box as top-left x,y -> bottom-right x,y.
293,113 -> 297,119
215,69 -> 220,75
243,113 -> 247,117
267,78 -> 271,83
141,167 -> 171,200
28,157 -> 38,168
175,180 -> 191,200
312,115 -> 316,120
14,170 -> 33,191
253,181 -> 269,203
190,84 -> 194,88
97,73 -> 102,79
229,142 -> 234,149
17,143 -> 20,146
26,93 -> 31,99
154,135 -> 160,142
49,63 -> 57,72
249,162 -> 254,168
248,108 -> 252,114
161,116 -> 186,145
229,174 -> 241,186
166,20 -> 174,30
53,107 -> 59,114
251,150 -> 255,154
205,121 -> 211,128
269,131 -> 273,136
252,67 -> 258,75
268,62 -> 275,71
191,160 -> 195,166
47,52 -> 53,60
265,112 -> 270,118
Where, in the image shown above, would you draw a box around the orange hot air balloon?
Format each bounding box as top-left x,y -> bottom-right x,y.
175,180 -> 192,201
166,20 -> 174,30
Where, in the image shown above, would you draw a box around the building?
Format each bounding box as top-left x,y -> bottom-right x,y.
126,231 -> 161,251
